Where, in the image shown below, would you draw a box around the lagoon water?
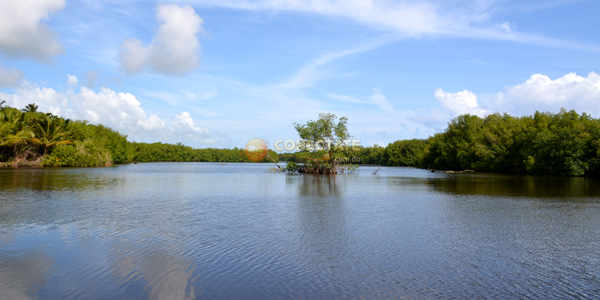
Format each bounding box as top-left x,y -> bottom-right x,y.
1,163 -> 599,299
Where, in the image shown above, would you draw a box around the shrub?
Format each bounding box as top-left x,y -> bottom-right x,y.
42,140 -> 112,167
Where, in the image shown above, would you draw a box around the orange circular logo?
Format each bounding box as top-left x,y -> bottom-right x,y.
323,153 -> 330,161
245,138 -> 268,162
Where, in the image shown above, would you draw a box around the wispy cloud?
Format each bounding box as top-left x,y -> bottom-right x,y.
185,0 -> 600,52
272,36 -> 397,90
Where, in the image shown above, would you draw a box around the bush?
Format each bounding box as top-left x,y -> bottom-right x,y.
285,161 -> 299,172
42,140 -> 112,167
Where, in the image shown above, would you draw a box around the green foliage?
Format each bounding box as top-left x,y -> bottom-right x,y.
291,113 -> 357,173
3,102 -> 599,177
67,121 -> 133,163
30,115 -> 72,155
21,103 -> 39,113
417,109 -> 600,176
0,104 -> 119,166
354,139 -> 427,166
285,161 -> 300,172
293,113 -> 351,154
384,139 -> 428,166
42,141 -> 111,167
351,109 -> 600,177
130,142 -> 250,163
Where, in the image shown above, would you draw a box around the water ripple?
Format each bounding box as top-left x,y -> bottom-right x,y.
0,164 -> 599,299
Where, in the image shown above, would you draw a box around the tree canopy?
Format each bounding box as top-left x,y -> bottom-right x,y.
289,113 -> 357,174
293,113 -> 351,153
2,103 -> 600,177
353,109 -> 600,177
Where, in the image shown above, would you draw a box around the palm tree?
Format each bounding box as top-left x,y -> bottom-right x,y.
22,103 -> 39,113
1,128 -> 34,146
0,122 -> 12,145
1,109 -> 27,134
0,100 -> 6,109
30,115 -> 72,156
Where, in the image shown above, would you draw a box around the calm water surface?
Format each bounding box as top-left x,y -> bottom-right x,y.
1,163 -> 599,299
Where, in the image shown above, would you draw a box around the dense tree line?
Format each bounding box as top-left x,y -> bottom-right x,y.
131,142 -> 278,163
354,109 -> 600,176
2,102 -> 599,176
0,103 -> 277,166
353,139 -> 428,166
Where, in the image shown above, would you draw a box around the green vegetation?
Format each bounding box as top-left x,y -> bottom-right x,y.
1,104 -> 132,167
353,139 -> 428,166
0,103 -> 277,166
354,109 -> 600,177
2,102 -> 599,176
131,142 -> 278,163
288,113 -> 357,174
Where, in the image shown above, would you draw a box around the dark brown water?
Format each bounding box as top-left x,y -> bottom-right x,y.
1,163 -> 599,299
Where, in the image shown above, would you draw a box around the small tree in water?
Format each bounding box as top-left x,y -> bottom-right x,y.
291,113 -> 357,174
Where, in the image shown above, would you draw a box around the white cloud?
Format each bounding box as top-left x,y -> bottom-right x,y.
275,43 -> 388,90
435,88 -> 491,117
369,89 -> 396,115
172,112 -> 215,144
195,0 -> 443,36
0,77 -> 224,146
70,86 -> 165,133
173,112 -> 209,134
496,22 -> 513,33
119,4 -> 204,76
0,66 -> 24,87
0,80 -> 69,116
0,0 -> 65,62
189,0 -> 600,52
493,72 -> 600,116
325,92 -> 367,104
199,90 -> 218,100
429,72 -> 600,124
67,74 -> 78,88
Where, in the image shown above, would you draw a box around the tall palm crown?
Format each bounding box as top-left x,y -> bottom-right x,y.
30,115 -> 72,155
22,103 -> 39,113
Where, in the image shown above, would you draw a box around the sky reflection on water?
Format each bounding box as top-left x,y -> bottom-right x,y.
1,163 -> 599,299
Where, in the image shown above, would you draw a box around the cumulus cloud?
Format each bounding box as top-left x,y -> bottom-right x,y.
435,88 -> 491,117
0,66 -> 24,87
70,86 -> 166,134
0,0 -> 65,62
66,74 -> 78,88
430,71 -> 600,124
119,4 -> 204,76
493,72 -> 600,116
172,112 -> 214,144
0,76 -> 222,146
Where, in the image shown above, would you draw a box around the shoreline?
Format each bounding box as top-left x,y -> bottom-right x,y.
0,161 -> 43,168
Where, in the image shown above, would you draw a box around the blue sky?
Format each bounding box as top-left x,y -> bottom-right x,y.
1,0 -> 599,149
